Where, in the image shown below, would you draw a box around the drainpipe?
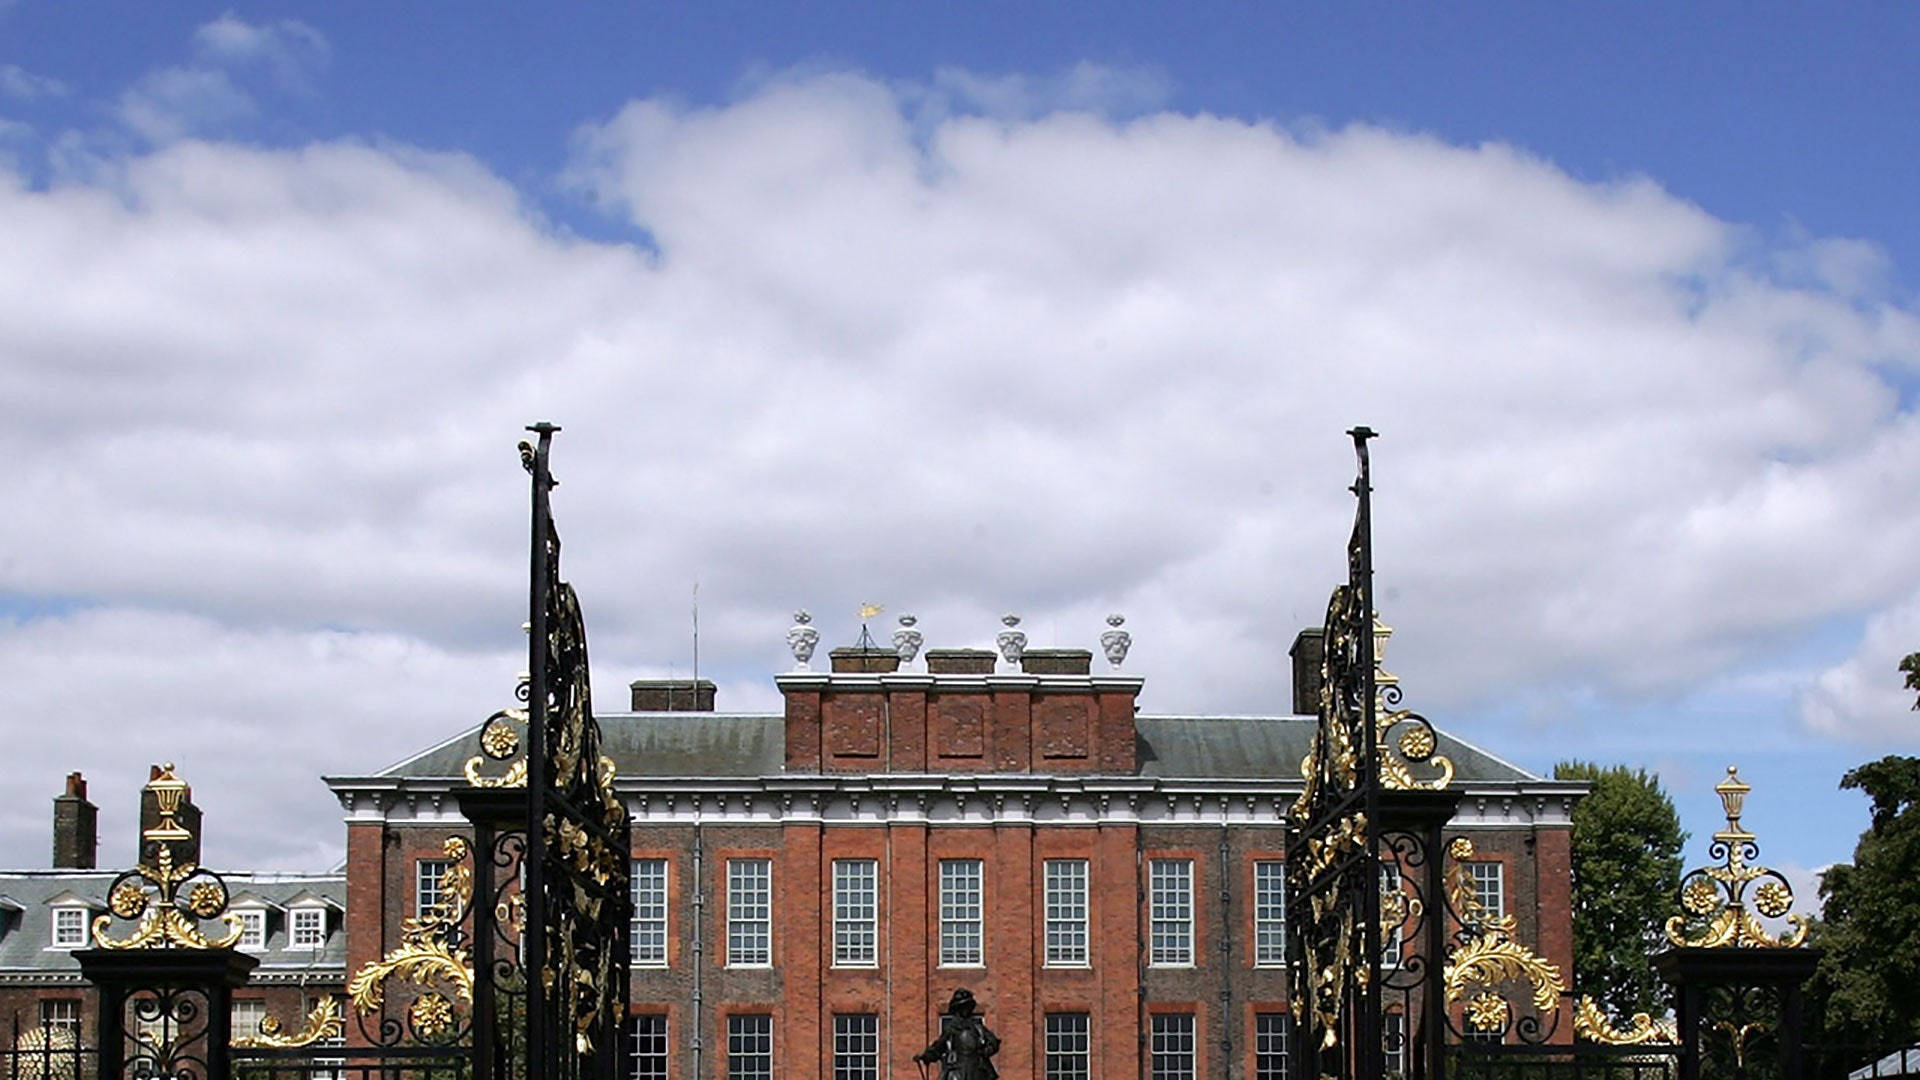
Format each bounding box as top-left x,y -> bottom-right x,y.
1219,823 -> 1234,1074
692,820 -> 705,1079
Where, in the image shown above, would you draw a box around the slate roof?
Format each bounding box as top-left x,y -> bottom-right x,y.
371,711 -> 1540,784
0,870 -> 347,978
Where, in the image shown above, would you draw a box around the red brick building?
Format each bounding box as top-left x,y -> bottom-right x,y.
328,627 -> 1584,1080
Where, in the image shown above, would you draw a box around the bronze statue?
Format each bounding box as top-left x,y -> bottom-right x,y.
916,988 -> 1000,1080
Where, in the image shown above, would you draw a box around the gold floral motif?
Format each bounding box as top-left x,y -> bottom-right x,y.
232,997 -> 345,1049
1466,993 -> 1511,1033
1665,766 -> 1810,949
1372,618 -> 1454,792
408,993 -> 456,1039
464,682 -> 532,788
1573,996 -> 1677,1045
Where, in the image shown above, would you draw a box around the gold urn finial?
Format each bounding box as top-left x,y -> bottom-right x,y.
1665,763 -> 1808,949
143,762 -> 192,843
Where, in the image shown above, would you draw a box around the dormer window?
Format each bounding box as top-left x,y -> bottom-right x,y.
289,907 -> 325,949
51,907 -> 87,948
235,908 -> 267,950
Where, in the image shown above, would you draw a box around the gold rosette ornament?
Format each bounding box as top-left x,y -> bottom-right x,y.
1665,766 -> 1810,949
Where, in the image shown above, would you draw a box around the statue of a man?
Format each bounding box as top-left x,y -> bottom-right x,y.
916,988 -> 999,1080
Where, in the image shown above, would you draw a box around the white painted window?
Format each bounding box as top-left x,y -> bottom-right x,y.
629,1014 -> 668,1080
231,1000 -> 266,1042
416,859 -> 451,919
1148,859 -> 1193,966
1254,860 -> 1286,967
630,859 -> 668,967
290,907 -> 325,949
832,860 -> 878,967
50,907 -> 87,948
831,1014 -> 878,1080
1469,862 -> 1505,920
727,1014 -> 772,1080
938,859 -> 983,966
1044,1013 -> 1090,1080
1380,864 -> 1403,968
1255,1012 -> 1290,1080
727,859 -> 772,967
1149,1013 -> 1196,1080
235,908 -> 266,950
1044,860 -> 1089,966
40,999 -> 78,1037
1384,1011 -> 1407,1077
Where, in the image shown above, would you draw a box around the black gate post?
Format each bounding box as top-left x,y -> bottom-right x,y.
1379,791 -> 1462,1080
458,787 -> 529,1080
77,948 -> 258,1080
1655,948 -> 1821,1080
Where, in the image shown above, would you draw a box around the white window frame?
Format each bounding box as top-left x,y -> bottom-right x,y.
1380,863 -> 1403,968
1148,859 -> 1193,967
416,859 -> 451,920
1468,861 -> 1505,920
1043,860 -> 1089,967
50,906 -> 88,949
40,999 -> 79,1037
726,859 -> 772,967
289,906 -> 326,950
938,859 -> 983,967
1149,1013 -> 1196,1080
629,1014 -> 668,1080
234,907 -> 267,951
630,859 -> 669,968
726,1013 -> 773,1080
1043,1012 -> 1091,1080
1253,860 -> 1286,967
1254,1012 -> 1290,1080
831,1013 -> 879,1080
832,860 -> 879,967
231,999 -> 266,1042
1383,1011 -> 1407,1077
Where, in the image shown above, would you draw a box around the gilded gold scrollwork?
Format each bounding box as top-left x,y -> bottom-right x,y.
346,836 -> 474,1015
233,997 -> 345,1049
1572,996 -> 1678,1045
1443,839 -> 1566,1020
91,765 -> 244,951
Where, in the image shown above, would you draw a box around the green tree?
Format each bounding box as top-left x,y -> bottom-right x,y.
1902,650 -> 1919,710
1812,754 -> 1920,1048
1552,761 -> 1687,1020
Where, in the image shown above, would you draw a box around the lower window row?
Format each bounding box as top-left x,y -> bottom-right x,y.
630,1011 -> 1294,1080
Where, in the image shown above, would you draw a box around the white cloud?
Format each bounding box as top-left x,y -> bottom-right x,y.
2,72 -> 1919,864
116,15 -> 329,143
0,63 -> 68,102
1800,589 -> 1920,741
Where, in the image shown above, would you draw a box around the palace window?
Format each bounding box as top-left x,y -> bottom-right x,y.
1043,1013 -> 1090,1080
630,859 -> 668,967
1383,1012 -> 1407,1078
40,1000 -> 78,1037
1255,1012 -> 1290,1080
1254,860 -> 1286,967
1380,864 -> 1403,968
1043,860 -> 1088,967
1148,859 -> 1193,966
1468,862 -> 1505,920
1149,1013 -> 1196,1080
727,1014 -> 772,1080
290,907 -> 326,949
938,859 -> 983,966
832,860 -> 878,967
416,859 -> 451,919
832,1014 -> 878,1080
231,1000 -> 265,1042
628,1014 -> 668,1080
727,859 -> 772,967
234,908 -> 267,950
51,907 -> 87,948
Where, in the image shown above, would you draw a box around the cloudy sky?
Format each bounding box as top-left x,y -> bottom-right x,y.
2,7 -> 1917,902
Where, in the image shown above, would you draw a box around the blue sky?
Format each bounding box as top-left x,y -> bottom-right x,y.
2,5 -> 1917,906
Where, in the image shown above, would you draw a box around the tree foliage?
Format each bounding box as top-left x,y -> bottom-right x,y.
1903,650 -> 1920,711
1813,754 -> 1920,1047
1552,761 -> 1687,1020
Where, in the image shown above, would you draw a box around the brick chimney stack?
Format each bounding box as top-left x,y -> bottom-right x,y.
51,772 -> 97,869
1290,628 -> 1324,716
629,679 -> 717,712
